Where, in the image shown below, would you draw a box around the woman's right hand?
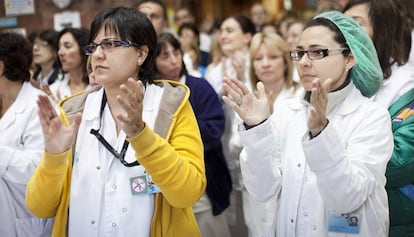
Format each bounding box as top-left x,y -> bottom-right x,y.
37,95 -> 82,154
222,77 -> 270,126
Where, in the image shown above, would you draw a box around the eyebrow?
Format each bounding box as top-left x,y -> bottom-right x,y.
296,44 -> 328,50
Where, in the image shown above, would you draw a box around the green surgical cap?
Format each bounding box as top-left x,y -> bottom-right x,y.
314,11 -> 383,98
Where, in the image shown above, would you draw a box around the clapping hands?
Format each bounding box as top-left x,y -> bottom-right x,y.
222,77 -> 270,126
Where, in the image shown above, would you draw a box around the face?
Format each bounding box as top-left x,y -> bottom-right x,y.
295,26 -> 353,91
220,18 -> 251,54
89,26 -> 144,88
250,4 -> 266,27
138,2 -> 166,36
253,43 -> 285,86
261,25 -> 278,34
175,9 -> 194,26
344,3 -> 373,39
179,28 -> 196,52
32,37 -> 56,66
287,22 -> 304,50
155,42 -> 182,81
58,32 -> 82,72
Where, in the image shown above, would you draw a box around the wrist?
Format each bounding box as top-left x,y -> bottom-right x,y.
309,119 -> 329,139
244,118 -> 267,130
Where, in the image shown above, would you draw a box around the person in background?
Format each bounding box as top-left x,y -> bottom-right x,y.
275,10 -> 298,41
261,22 -> 278,35
155,32 -> 232,237
286,20 -> 305,82
223,11 -> 393,236
250,3 -> 268,32
241,31 -> 301,237
205,14 -> 256,235
25,7 -> 206,237
30,29 -> 63,89
286,20 -> 305,50
48,28 -> 90,102
344,1 -> 414,236
393,0 -> 414,68
178,23 -> 203,78
314,0 -> 344,15
174,7 -> 195,27
174,6 -> 212,69
137,0 -> 176,37
0,32 -> 53,237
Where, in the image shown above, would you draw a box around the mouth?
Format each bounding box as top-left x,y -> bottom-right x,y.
300,74 -> 316,79
94,65 -> 108,71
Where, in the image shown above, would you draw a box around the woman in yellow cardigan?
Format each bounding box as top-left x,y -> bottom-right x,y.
26,7 -> 206,237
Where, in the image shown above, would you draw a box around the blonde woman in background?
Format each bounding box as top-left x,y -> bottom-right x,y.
241,32 -> 301,237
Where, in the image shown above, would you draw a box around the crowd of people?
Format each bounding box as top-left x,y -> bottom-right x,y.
0,0 -> 413,236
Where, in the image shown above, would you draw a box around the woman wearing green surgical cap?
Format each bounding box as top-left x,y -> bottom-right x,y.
221,11 -> 393,236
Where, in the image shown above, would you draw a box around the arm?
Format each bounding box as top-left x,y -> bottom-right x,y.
26,94 -> 81,218
190,79 -> 225,150
239,118 -> 282,202
0,109 -> 43,184
128,100 -> 206,208
26,151 -> 69,218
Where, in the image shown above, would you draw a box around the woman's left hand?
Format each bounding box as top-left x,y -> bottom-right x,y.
116,78 -> 145,138
307,78 -> 332,136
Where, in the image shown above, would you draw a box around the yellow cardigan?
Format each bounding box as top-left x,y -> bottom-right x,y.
26,81 -> 206,237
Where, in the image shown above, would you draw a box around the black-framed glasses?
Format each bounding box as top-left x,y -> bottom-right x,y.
84,39 -> 140,55
89,92 -> 140,167
290,48 -> 350,61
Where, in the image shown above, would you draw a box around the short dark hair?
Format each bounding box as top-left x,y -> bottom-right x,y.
31,29 -> 62,85
89,7 -> 157,84
223,14 -> 257,36
59,28 -> 90,84
0,32 -> 33,82
178,23 -> 200,46
156,32 -> 187,78
136,0 -> 167,21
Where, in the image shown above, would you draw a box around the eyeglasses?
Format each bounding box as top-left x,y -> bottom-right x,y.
290,48 -> 350,61
33,40 -> 49,48
89,92 -> 140,167
84,39 -> 140,55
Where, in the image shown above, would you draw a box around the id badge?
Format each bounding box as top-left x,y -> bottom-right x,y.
130,174 -> 161,195
328,212 -> 360,234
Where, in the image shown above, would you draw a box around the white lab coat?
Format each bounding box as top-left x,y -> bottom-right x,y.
239,82 -> 393,237
238,86 -> 303,237
68,86 -> 162,237
0,82 -> 53,237
372,62 -> 414,109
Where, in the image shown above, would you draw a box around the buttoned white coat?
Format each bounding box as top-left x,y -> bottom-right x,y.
239,82 -> 393,237
0,82 -> 53,237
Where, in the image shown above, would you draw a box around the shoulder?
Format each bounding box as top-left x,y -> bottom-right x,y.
153,80 -> 191,114
186,76 -> 214,91
59,86 -> 101,124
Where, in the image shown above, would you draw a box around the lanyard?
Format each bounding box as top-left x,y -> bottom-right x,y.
89,92 -> 139,167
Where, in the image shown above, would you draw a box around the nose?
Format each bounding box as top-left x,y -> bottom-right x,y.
262,56 -> 270,67
93,44 -> 105,55
58,47 -> 64,57
171,54 -> 180,65
297,52 -> 311,67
